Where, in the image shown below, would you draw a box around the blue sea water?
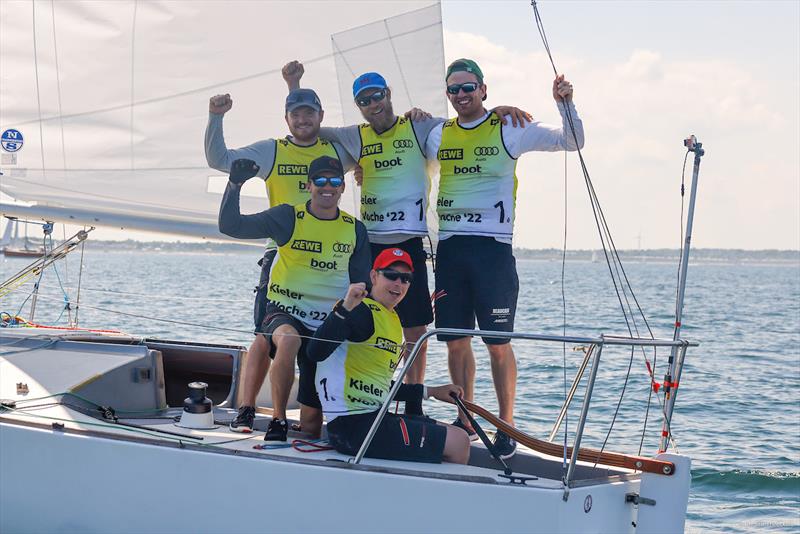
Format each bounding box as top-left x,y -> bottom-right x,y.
2,251 -> 799,533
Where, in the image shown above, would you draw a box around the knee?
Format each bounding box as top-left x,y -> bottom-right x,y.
404,326 -> 427,343
446,427 -> 471,464
447,338 -> 472,356
487,342 -> 513,361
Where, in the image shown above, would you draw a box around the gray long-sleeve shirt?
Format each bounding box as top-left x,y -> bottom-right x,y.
205,113 -> 356,178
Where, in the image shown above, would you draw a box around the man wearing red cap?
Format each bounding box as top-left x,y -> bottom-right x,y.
307,248 -> 470,464
424,58 -> 585,459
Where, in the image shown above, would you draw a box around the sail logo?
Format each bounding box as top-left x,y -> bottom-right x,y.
290,239 -> 322,253
361,143 -> 383,157
474,146 -> 499,156
437,148 -> 463,161
1,129 -> 23,153
277,164 -> 308,175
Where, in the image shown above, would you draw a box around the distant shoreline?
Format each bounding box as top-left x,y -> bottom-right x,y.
37,239 -> 799,264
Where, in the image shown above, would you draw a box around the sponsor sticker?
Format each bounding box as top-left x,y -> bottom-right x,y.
1,129 -> 23,152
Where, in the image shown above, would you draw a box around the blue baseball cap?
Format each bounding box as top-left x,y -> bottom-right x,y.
352,72 -> 387,98
285,88 -> 322,113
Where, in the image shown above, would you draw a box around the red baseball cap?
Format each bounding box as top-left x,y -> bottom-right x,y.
373,248 -> 413,272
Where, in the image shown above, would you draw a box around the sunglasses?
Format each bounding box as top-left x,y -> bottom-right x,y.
378,269 -> 413,284
311,176 -> 344,187
355,89 -> 387,107
446,82 -> 480,95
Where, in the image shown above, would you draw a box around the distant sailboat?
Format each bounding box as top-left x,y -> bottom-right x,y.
0,219 -> 44,257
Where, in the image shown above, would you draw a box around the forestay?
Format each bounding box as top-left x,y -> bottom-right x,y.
0,1 -> 446,241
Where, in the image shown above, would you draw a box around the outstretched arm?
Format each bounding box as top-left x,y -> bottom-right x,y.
502,74 -> 584,157
218,160 -> 294,240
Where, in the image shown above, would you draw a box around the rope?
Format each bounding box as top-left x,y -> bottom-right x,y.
2,290 -> 395,350
529,1 -> 674,456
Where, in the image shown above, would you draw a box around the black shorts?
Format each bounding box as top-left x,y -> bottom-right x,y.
253,249 -> 278,331
370,237 -> 433,328
326,411 -> 446,463
259,302 -> 321,409
433,235 -> 518,345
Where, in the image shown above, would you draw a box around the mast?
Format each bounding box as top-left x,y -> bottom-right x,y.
659,135 -> 705,452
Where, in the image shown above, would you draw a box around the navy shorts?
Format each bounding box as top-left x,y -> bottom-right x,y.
259,302 -> 320,410
326,411 -> 446,463
370,237 -> 433,328
433,235 -> 518,345
253,249 -> 278,331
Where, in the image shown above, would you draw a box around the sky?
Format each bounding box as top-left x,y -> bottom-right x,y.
440,0 -> 800,250
2,0 -> 798,250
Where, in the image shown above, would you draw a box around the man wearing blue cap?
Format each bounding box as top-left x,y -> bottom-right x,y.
282,61 -> 529,417
206,88 -> 355,435
424,58 -> 585,459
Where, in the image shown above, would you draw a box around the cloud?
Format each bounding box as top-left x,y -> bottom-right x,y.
442,30 -> 799,249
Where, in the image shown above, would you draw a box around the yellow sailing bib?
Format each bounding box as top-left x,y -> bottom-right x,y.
315,297 -> 403,419
357,118 -> 429,237
437,112 -> 518,239
265,138 -> 340,207
267,203 -> 357,329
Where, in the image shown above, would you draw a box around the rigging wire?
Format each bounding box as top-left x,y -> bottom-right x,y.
529,1 -> 674,456
560,151 -> 569,478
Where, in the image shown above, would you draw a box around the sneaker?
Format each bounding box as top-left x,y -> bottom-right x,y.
264,417 -> 288,442
493,430 -> 517,460
452,417 -> 479,442
229,406 -> 256,433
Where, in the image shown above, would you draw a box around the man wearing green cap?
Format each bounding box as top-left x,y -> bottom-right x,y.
281,61 -> 530,417
425,58 -> 585,459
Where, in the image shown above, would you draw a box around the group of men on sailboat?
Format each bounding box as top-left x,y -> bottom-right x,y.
208,57 -> 583,463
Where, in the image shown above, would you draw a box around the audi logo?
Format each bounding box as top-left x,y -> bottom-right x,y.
474,146 -> 499,156
332,242 -> 352,253
393,139 -> 413,149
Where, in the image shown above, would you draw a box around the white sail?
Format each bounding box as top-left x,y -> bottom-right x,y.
0,1 -> 446,241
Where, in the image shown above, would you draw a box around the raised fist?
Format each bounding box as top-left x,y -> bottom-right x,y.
229,158 -> 260,185
209,94 -> 233,115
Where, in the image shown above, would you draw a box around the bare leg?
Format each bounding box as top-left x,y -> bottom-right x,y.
269,324 -> 302,420
487,342 -> 516,425
240,335 -> 271,407
442,424 -> 470,464
447,337 -> 475,425
300,405 -> 323,439
402,325 -> 428,384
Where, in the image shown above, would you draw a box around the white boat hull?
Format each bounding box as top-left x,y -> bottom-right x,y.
1,420 -> 689,534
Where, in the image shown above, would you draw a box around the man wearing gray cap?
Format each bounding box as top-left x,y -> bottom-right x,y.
206,88 -> 355,435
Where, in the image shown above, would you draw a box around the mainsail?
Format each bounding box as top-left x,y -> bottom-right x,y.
0,1 -> 446,241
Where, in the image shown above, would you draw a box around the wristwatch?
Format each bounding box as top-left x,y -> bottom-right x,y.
332,299 -> 350,320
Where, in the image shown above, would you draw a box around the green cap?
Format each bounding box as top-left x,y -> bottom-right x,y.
445,58 -> 484,83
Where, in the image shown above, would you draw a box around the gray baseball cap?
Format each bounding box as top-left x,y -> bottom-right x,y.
285,88 -> 322,113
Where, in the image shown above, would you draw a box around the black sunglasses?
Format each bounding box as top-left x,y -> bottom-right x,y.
355,89 -> 387,107
311,176 -> 344,187
446,82 -> 480,95
378,269 -> 413,284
